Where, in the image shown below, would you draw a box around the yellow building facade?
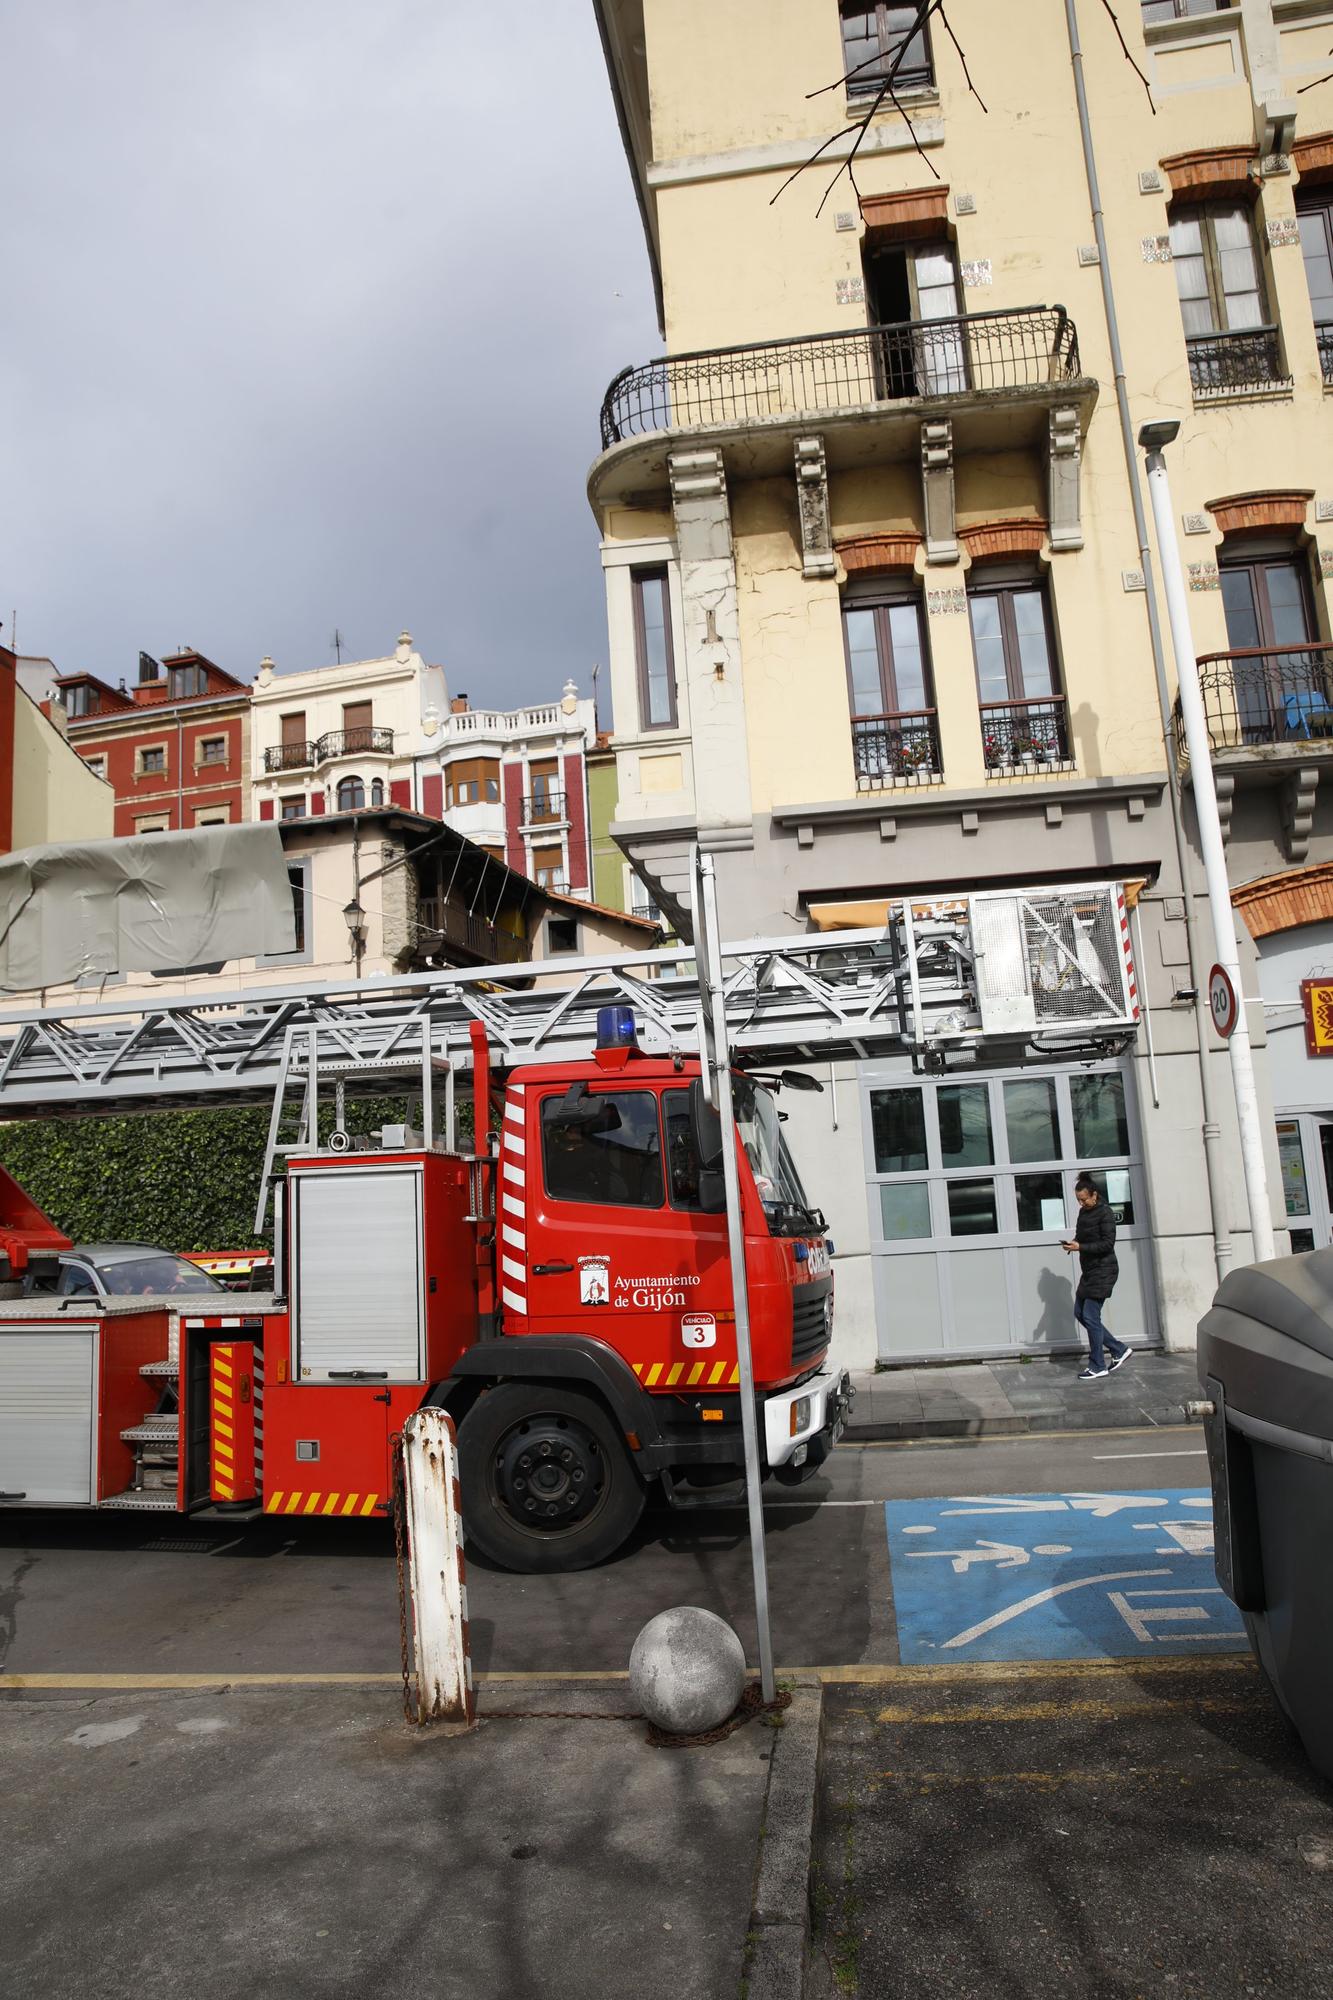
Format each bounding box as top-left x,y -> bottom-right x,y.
590,0 -> 1333,1362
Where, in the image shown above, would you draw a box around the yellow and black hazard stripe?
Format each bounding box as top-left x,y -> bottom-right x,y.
632,1360 -> 740,1389
263,1491 -> 383,1517
211,1347 -> 237,1503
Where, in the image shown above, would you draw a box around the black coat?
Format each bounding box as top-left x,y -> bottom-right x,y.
1074,1198 -> 1119,1302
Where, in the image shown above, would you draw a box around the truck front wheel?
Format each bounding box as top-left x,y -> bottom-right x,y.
457,1383 -> 645,1573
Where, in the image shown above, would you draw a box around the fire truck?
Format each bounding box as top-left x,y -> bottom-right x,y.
0,881 -> 1139,1571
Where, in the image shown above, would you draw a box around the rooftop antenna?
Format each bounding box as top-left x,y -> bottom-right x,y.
331,628 -> 344,664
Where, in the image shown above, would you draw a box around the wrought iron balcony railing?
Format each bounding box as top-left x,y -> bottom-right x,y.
1318,324 -> 1333,387
1176,645 -> 1333,758
852,711 -> 943,790
600,307 -> 1082,447
981,697 -> 1073,773
1186,326 -> 1290,397
316,725 -> 395,761
521,789 -> 566,824
264,741 -> 317,773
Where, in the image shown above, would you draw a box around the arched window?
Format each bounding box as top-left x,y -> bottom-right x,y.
337,775 -> 365,812
370,778 -> 385,808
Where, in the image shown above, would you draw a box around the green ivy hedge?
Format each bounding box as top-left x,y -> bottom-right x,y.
0,1109 -> 276,1251
0,1095 -> 475,1252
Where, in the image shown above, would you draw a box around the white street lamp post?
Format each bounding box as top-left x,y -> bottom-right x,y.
1140,423 -> 1275,1262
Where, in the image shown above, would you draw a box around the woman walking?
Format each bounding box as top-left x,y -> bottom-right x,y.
1063,1173 -> 1130,1382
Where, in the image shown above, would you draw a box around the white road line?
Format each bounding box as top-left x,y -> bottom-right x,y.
1091,1449 -> 1206,1460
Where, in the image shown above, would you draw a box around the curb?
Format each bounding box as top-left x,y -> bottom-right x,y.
745,1677 -> 823,2000
844,1403 -> 1192,1443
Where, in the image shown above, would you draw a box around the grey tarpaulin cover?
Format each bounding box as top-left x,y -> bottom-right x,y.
0,824 -> 296,991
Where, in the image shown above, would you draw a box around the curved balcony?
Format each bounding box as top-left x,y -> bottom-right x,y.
316,725 -> 395,761
521,790 -> 566,825
264,741 -> 316,774
1176,646 -> 1333,759
600,308 -> 1082,447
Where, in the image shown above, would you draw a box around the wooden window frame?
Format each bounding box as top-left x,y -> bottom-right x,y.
966,578 -> 1063,705
336,775 -> 366,812
840,585 -> 935,719
840,3 -> 934,96
64,683 -> 98,719
137,743 -> 168,777
168,664 -> 207,699
197,735 -> 227,767
280,797 -> 307,821
446,757 -> 501,806
1168,199 -> 1269,337
632,568 -> 678,732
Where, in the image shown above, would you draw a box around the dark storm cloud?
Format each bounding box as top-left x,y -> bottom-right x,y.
1,0 -> 660,707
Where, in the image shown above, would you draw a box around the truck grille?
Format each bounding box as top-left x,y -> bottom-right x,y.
792,1279 -> 831,1368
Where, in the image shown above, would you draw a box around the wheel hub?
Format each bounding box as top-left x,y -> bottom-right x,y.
493,1413 -> 606,1532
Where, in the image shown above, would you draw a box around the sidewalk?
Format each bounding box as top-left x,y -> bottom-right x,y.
809,1659 -> 1333,2000
1,1679 -> 789,2000
845,1350 -> 1201,1441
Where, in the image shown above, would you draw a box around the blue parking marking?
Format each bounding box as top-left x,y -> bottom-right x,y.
885,1488 -> 1248,1665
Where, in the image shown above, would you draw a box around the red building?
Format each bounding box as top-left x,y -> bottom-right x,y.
53,649 -> 251,837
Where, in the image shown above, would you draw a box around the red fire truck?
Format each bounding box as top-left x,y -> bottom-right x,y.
0,1011 -> 846,1571
0,880 -> 1139,1569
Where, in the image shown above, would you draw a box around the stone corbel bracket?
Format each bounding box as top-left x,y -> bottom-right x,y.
920,419 -> 958,566
793,436 -> 836,580
1284,766 -> 1320,864
1047,406 -> 1084,552
1214,770 -> 1235,846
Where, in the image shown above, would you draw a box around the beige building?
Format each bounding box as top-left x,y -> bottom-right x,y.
250,635 -> 602,899
590,0 -> 1333,1364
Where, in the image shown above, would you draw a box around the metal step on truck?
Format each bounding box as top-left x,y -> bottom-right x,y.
0,876 -> 1139,1570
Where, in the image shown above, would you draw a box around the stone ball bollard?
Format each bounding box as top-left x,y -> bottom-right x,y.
629,1606 -> 747,1735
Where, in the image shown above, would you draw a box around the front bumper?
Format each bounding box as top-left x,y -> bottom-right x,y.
763,1367 -> 853,1470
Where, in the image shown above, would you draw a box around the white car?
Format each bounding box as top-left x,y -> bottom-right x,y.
26,1242 -> 227,1301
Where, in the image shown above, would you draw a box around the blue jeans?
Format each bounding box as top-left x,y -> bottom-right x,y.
1075,1292 -> 1126,1370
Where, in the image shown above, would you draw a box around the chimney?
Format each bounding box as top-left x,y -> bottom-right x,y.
450,694 -> 469,714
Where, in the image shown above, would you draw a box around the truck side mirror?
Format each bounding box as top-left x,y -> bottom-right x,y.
697,1167 -> 727,1214
688,1076 -> 725,1171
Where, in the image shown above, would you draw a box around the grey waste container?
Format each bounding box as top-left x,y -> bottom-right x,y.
1198,1249 -> 1333,1779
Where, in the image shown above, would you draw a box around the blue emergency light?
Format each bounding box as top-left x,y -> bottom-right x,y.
596,1004 -> 638,1049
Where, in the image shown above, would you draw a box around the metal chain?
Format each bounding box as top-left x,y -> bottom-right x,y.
391,1435 -> 419,1726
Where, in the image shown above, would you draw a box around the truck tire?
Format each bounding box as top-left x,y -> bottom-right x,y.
457,1382 -> 645,1573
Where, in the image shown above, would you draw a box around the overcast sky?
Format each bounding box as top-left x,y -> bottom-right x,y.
2,1 -> 660,709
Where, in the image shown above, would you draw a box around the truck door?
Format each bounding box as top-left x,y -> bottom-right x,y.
523,1083 -> 732,1383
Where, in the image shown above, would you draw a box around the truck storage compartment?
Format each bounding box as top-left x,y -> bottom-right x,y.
290,1165 -> 424,1381
0,1329 -> 97,1504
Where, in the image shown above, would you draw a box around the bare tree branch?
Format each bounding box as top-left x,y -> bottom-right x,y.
1099,0 -> 1155,113
938,7 -> 987,113
774,0 -> 945,215
1298,46 -> 1333,94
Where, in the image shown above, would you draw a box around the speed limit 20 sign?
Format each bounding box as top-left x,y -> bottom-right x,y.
1209,964 -> 1238,1040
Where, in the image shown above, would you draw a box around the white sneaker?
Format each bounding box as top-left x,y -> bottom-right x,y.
1108,1347 -> 1131,1373
1078,1365 -> 1109,1382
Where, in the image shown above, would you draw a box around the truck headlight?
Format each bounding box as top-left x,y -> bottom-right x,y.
789,1395 -> 812,1437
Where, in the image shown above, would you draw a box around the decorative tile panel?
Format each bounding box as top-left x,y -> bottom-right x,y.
954,191 -> 977,215
1188,561 -> 1220,592
1267,217 -> 1300,248
926,587 -> 967,615
960,259 -> 992,287
1141,235 -> 1173,263
1122,569 -> 1146,592
835,276 -> 865,304
1182,513 -> 1210,534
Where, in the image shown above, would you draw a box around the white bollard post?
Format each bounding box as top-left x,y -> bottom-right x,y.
401,1408 -> 475,1725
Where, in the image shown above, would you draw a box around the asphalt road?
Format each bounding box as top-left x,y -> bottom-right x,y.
0,1429 -> 1213,1680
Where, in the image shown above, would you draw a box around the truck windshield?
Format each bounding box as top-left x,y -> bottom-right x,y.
733,1078 -> 819,1237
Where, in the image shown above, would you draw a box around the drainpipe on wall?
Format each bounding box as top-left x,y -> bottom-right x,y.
1063,0 -> 1234,1290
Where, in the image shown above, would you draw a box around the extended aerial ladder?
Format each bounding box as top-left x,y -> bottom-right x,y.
0,882 -> 1140,1127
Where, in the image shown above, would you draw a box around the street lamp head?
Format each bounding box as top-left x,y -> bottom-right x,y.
342,897 -> 366,941
1138,418 -> 1181,452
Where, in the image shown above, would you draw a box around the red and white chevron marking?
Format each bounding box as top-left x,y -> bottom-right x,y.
500,1086 -> 527,1317
1117,888 -> 1139,1020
